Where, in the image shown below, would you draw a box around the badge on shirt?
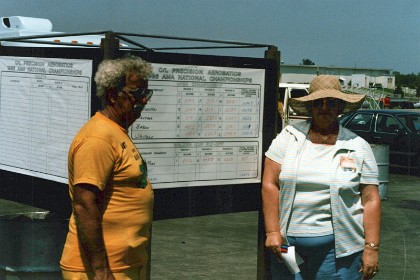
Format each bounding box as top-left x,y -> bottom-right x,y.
340,156 -> 356,172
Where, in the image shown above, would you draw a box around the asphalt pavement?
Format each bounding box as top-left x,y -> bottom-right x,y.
150,172 -> 420,280
0,172 -> 419,279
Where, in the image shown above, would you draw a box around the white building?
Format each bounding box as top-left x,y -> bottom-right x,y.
280,64 -> 395,89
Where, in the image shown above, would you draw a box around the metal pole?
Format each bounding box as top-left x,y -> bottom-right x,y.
101,31 -> 120,60
257,45 -> 281,280
265,46 -> 281,86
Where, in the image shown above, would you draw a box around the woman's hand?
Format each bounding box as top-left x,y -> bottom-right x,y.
262,158 -> 283,260
360,184 -> 381,279
361,247 -> 379,279
265,232 -> 283,258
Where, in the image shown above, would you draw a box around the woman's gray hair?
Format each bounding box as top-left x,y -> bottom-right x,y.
94,56 -> 153,100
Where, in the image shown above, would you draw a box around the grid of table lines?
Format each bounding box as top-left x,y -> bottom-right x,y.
0,72 -> 90,178
132,82 -> 261,140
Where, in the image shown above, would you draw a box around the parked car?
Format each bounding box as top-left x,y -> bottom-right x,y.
369,82 -> 383,90
278,83 -> 310,130
339,109 -> 420,173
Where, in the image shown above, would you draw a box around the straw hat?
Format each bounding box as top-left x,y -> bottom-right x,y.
288,75 -> 366,116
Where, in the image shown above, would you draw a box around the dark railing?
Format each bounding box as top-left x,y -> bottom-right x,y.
0,30 -> 275,54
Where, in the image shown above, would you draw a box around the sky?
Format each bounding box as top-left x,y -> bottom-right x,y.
1,0 -> 419,74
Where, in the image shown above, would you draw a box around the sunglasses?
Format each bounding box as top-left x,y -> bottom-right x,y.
312,98 -> 338,109
121,88 -> 153,101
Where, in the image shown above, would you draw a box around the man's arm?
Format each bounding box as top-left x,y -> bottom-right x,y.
73,183 -> 115,280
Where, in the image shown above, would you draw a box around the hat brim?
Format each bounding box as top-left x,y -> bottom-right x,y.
288,89 -> 366,116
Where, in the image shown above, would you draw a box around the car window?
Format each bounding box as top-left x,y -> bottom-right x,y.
413,116 -> 420,131
287,89 -> 309,116
290,89 -> 308,99
345,113 -> 374,131
376,114 -> 402,133
397,114 -> 420,133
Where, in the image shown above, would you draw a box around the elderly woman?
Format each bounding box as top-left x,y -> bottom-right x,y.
262,75 -> 381,280
61,56 -> 154,280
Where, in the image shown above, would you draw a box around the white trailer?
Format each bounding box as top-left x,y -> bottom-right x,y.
0,16 -> 109,47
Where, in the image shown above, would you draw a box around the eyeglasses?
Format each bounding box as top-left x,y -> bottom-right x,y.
121,88 -> 153,101
312,98 -> 338,109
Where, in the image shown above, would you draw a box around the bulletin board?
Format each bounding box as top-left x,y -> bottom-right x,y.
0,46 -> 278,216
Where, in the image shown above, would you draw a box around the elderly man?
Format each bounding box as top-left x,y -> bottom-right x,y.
61,56 -> 154,280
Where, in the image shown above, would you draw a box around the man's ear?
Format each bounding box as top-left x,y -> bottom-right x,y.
106,87 -> 118,105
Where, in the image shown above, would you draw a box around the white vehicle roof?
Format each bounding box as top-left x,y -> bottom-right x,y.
0,16 -> 106,47
279,82 -> 309,89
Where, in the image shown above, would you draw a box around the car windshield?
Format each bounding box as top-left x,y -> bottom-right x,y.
338,112 -> 353,124
342,112 -> 374,131
397,113 -> 420,133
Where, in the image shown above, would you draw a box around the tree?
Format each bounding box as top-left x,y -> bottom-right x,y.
301,58 -> 315,65
393,71 -> 420,97
394,85 -> 403,97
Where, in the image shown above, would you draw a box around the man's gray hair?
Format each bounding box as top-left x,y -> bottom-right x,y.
94,56 -> 153,99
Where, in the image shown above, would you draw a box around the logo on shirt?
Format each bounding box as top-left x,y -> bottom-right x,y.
137,154 -> 148,189
132,148 -> 140,160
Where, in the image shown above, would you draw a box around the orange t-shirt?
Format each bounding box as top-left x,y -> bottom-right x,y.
60,112 -> 154,272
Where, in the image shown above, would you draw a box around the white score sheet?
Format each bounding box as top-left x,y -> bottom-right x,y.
0,56 -> 92,183
133,63 -> 265,189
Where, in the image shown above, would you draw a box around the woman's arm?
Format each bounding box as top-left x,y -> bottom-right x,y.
360,183 -> 381,278
261,157 -> 282,252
